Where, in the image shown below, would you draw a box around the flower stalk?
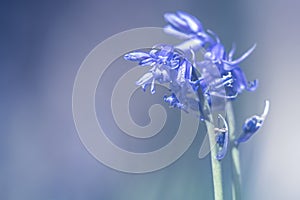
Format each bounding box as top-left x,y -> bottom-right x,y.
196,86 -> 224,200
227,102 -> 242,200
206,118 -> 224,200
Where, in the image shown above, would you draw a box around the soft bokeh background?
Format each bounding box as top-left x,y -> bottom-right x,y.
1,0 -> 300,199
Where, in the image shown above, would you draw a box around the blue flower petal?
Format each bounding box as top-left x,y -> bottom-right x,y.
235,100 -> 270,145
176,11 -> 203,33
124,52 -> 150,62
223,44 -> 256,67
185,61 -> 192,80
164,12 -> 215,50
149,49 -> 159,58
139,58 -> 156,66
136,72 -> 153,88
230,67 -> 251,93
164,12 -> 191,34
176,60 -> 190,84
164,11 -> 203,35
211,43 -> 225,62
236,117 -> 261,143
206,29 -> 220,41
155,44 -> 174,57
169,55 -> 183,69
228,43 -> 236,62
164,25 -> 193,39
164,93 -> 184,109
150,78 -> 155,94
246,79 -> 258,91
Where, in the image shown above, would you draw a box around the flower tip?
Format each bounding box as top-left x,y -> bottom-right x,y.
164,11 -> 203,34
163,12 -> 173,20
243,43 -> 257,58
223,43 -> 257,67
244,43 -> 257,58
124,52 -> 150,62
246,79 -> 259,91
261,100 -> 270,119
123,53 -> 131,60
206,29 -> 220,43
177,11 -> 203,32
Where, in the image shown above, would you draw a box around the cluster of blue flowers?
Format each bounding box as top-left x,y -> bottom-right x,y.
124,11 -> 269,160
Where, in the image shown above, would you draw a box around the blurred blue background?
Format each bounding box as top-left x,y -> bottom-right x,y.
1,0 -> 300,199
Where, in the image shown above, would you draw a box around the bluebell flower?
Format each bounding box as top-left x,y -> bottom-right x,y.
235,100 -> 270,145
124,11 -> 269,161
164,11 -> 214,49
163,12 -> 259,99
228,68 -> 258,96
125,45 -> 182,93
200,31 -> 258,97
124,44 -> 200,113
194,66 -> 238,100
124,45 -> 183,68
125,11 -> 260,112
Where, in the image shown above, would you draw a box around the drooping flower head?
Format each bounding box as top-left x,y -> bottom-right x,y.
124,11 -> 269,160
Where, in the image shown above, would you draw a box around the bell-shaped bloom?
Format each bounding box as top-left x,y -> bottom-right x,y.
164,11 -> 214,48
124,45 -> 200,113
235,100 -> 270,145
201,32 -> 258,97
164,11 -> 203,34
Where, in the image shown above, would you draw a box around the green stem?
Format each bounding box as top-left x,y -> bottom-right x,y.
205,118 -> 224,200
231,146 -> 241,200
181,40 -> 224,200
227,102 -> 242,200
195,70 -> 224,200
